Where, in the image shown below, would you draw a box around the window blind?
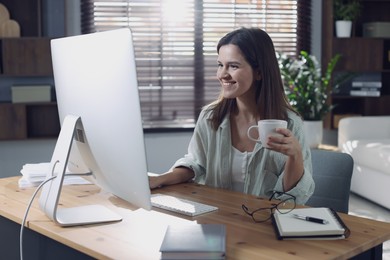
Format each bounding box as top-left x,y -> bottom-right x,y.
81,0 -> 311,129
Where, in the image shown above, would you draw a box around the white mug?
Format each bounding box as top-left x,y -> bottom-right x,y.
247,119 -> 287,148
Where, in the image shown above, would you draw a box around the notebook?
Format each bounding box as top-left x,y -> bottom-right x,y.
160,223 -> 226,259
271,207 -> 350,240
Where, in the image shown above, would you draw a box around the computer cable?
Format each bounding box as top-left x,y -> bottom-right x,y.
19,160 -> 58,260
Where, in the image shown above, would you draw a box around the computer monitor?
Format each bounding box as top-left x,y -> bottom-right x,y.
39,28 -> 152,226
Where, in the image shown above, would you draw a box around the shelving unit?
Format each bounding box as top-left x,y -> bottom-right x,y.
0,38 -> 53,76
0,0 -> 60,140
322,0 -> 390,129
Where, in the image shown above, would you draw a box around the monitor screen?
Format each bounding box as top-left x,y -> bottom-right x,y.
39,28 -> 152,226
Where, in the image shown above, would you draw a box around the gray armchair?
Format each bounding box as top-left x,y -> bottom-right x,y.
306,149 -> 354,214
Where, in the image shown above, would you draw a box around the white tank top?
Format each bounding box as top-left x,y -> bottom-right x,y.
231,146 -> 252,192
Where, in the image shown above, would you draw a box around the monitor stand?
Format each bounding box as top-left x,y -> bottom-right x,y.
38,115 -> 122,226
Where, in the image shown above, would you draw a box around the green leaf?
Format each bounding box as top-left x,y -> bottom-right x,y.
277,51 -> 340,120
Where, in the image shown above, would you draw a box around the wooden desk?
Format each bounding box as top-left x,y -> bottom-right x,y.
1,176 -> 390,260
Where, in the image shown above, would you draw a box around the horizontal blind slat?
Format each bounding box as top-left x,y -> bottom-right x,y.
81,0 -> 305,127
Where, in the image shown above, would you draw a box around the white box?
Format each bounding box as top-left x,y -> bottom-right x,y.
363,22 -> 390,38
11,85 -> 52,103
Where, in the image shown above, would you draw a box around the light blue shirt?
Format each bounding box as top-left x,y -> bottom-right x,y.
171,108 -> 315,205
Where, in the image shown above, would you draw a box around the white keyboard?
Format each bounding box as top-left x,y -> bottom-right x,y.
151,193 -> 218,217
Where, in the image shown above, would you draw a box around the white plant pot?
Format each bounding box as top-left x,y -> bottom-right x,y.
303,120 -> 323,149
335,20 -> 352,38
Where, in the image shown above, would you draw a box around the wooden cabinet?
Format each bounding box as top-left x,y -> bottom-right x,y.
0,103 -> 60,140
333,38 -> 384,71
0,38 -> 53,76
322,0 -> 390,129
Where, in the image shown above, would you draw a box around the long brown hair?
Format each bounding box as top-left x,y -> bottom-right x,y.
208,27 -> 297,130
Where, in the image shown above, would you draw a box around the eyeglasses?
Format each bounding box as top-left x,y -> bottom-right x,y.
242,191 -> 296,223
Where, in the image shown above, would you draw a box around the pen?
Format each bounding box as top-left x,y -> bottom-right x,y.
292,214 -> 329,224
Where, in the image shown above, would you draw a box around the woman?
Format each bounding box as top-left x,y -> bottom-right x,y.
149,27 -> 314,205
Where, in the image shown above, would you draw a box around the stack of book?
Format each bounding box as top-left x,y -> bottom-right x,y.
349,73 -> 382,97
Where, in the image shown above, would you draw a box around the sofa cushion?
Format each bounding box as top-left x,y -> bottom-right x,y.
344,139 -> 390,175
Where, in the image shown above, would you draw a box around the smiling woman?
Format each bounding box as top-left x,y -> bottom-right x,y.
80,0 -> 312,129
149,27 -> 315,206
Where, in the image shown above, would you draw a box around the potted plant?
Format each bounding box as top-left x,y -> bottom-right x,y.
334,0 -> 362,37
277,51 -> 340,148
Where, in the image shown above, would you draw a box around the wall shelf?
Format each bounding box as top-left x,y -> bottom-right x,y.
322,0 -> 390,129
0,0 -> 60,140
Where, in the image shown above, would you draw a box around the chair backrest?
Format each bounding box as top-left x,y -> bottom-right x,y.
306,149 -> 354,214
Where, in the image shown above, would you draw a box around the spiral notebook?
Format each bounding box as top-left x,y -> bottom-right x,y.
271,207 -> 350,240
